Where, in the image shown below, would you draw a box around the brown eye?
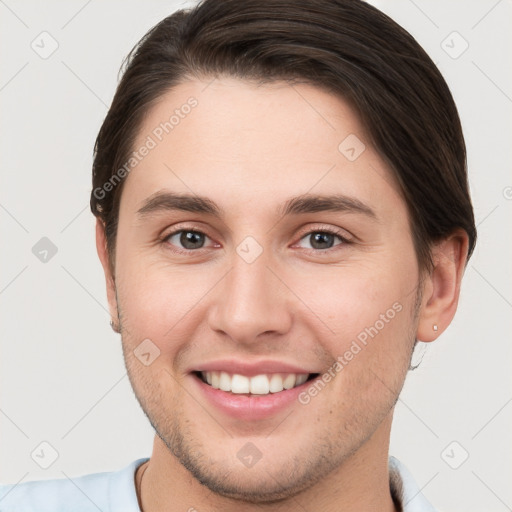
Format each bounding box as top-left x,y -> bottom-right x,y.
165,230 -> 208,250
308,232 -> 338,250
297,230 -> 347,251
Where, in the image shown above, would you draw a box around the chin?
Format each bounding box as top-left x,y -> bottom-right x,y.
152,415 -> 347,503
175,450 -> 321,503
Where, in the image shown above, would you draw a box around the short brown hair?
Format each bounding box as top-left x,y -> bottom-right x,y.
90,0 -> 477,273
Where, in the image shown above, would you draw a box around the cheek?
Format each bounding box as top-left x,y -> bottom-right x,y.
301,254 -> 418,390
119,270 -> 195,331
295,268 -> 415,425
306,263 -> 413,337
114,250 -> 220,374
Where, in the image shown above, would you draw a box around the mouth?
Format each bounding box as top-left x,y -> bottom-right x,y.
193,370 -> 319,395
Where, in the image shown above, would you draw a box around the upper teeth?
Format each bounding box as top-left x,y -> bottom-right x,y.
201,371 -> 309,394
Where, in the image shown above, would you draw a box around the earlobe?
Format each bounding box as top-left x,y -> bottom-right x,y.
416,230 -> 469,342
95,219 -> 119,327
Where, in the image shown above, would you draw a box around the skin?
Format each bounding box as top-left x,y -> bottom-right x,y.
96,77 -> 468,511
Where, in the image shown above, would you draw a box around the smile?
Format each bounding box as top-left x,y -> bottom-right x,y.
197,371 -> 317,395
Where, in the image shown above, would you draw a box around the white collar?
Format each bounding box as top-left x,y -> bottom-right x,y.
389,456 -> 438,511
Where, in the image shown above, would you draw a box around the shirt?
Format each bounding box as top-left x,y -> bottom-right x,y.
0,456 -> 437,511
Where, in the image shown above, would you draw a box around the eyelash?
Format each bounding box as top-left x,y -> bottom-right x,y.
161,224 -> 352,256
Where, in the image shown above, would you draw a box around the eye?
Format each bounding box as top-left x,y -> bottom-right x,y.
296,228 -> 350,251
163,229 -> 215,252
161,225 -> 351,255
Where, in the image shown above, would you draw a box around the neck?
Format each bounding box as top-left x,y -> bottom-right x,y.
137,415 -> 398,512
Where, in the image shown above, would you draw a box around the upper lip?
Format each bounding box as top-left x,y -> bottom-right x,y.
190,359 -> 319,376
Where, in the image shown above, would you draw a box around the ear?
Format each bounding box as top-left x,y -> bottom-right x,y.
95,218 -> 119,326
416,229 -> 469,342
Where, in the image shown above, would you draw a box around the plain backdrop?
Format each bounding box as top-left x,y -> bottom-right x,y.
0,1 -> 511,511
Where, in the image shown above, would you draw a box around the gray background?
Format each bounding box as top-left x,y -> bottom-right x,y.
0,1 -> 510,510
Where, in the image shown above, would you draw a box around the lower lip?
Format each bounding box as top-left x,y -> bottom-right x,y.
191,374 -> 314,421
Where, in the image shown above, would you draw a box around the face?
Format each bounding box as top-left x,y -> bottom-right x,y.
107,77 -> 424,501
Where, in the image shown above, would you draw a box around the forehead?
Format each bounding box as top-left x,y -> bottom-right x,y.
121,77 -> 404,221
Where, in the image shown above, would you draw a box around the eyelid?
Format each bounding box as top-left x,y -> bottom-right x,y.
293,223 -> 354,244
161,221 -> 215,237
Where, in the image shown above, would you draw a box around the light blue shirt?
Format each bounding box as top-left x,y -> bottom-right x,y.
0,456 -> 437,511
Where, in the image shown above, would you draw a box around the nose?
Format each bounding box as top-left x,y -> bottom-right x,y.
207,246 -> 293,346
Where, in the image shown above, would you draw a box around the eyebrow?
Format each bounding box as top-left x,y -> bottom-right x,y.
136,191 -> 377,220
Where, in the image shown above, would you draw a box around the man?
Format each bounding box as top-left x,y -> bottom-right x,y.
0,0 -> 476,510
